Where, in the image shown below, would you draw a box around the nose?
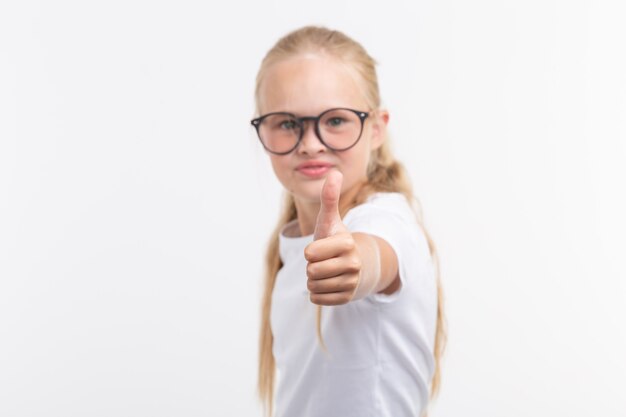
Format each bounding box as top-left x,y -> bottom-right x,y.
296,120 -> 326,155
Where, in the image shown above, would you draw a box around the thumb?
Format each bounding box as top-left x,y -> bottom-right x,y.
314,170 -> 345,240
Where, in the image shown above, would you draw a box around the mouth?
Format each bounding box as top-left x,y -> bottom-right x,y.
296,162 -> 334,178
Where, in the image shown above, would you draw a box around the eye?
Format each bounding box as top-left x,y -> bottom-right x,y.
326,117 -> 345,127
277,119 -> 297,130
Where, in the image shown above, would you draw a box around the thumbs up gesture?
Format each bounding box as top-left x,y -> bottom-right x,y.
304,170 -> 362,306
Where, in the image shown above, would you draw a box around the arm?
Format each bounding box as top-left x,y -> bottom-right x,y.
352,232 -> 400,299
305,170 -> 401,306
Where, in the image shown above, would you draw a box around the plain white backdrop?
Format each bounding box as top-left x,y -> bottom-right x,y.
1,0 -> 625,416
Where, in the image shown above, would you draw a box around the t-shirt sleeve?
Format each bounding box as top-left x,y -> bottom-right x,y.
343,194 -> 429,304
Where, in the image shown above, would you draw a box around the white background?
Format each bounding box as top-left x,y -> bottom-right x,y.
1,0 -> 625,416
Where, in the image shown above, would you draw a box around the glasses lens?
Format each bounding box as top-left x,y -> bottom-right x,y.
257,113 -> 300,154
318,109 -> 363,150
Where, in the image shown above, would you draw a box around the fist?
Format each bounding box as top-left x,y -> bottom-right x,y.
304,170 -> 362,306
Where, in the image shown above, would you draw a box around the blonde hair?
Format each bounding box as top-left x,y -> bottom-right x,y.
255,26 -> 447,417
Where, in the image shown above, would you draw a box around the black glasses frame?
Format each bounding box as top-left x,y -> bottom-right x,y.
250,107 -> 370,155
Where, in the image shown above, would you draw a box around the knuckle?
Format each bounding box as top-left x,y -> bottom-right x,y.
306,263 -> 316,278
323,296 -> 336,306
310,293 -> 323,305
343,235 -> 356,252
351,275 -> 360,289
340,294 -> 351,304
307,279 -> 316,292
343,276 -> 357,292
347,256 -> 361,273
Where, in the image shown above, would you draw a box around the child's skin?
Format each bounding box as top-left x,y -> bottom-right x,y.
258,53 -> 401,305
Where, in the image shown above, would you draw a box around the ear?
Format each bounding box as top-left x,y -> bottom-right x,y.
369,109 -> 390,150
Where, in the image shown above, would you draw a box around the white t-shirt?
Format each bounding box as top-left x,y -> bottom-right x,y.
270,192 -> 438,417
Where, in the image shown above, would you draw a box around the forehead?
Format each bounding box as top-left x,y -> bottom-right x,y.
258,54 -> 368,115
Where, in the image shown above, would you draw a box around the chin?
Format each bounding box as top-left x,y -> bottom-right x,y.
289,181 -> 324,203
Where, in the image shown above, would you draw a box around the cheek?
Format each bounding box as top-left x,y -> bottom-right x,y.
353,137 -> 374,167
269,156 -> 293,187
339,147 -> 371,182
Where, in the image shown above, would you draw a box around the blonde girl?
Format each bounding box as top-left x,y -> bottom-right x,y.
252,26 -> 446,417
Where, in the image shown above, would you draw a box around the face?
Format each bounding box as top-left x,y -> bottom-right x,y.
257,54 -> 388,207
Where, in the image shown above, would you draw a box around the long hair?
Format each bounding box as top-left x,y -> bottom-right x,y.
255,26 -> 447,417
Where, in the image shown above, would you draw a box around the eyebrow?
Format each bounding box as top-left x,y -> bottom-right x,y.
264,106 -> 360,116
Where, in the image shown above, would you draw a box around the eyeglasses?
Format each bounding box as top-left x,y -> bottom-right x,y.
250,108 -> 369,155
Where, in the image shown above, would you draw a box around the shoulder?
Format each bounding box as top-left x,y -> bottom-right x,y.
342,191 -> 425,256
344,192 -> 416,226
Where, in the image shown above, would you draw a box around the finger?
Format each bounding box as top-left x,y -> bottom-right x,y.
307,275 -> 359,294
304,233 -> 356,262
306,255 -> 361,281
314,170 -> 343,240
309,291 -> 354,306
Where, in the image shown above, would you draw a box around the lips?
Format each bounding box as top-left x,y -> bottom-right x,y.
296,161 -> 334,178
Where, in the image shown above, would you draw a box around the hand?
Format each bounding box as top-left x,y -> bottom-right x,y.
304,170 -> 362,306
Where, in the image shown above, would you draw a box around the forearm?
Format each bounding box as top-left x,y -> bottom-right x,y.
351,232 -> 399,300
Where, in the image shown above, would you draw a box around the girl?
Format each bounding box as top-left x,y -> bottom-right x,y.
251,26 -> 446,417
